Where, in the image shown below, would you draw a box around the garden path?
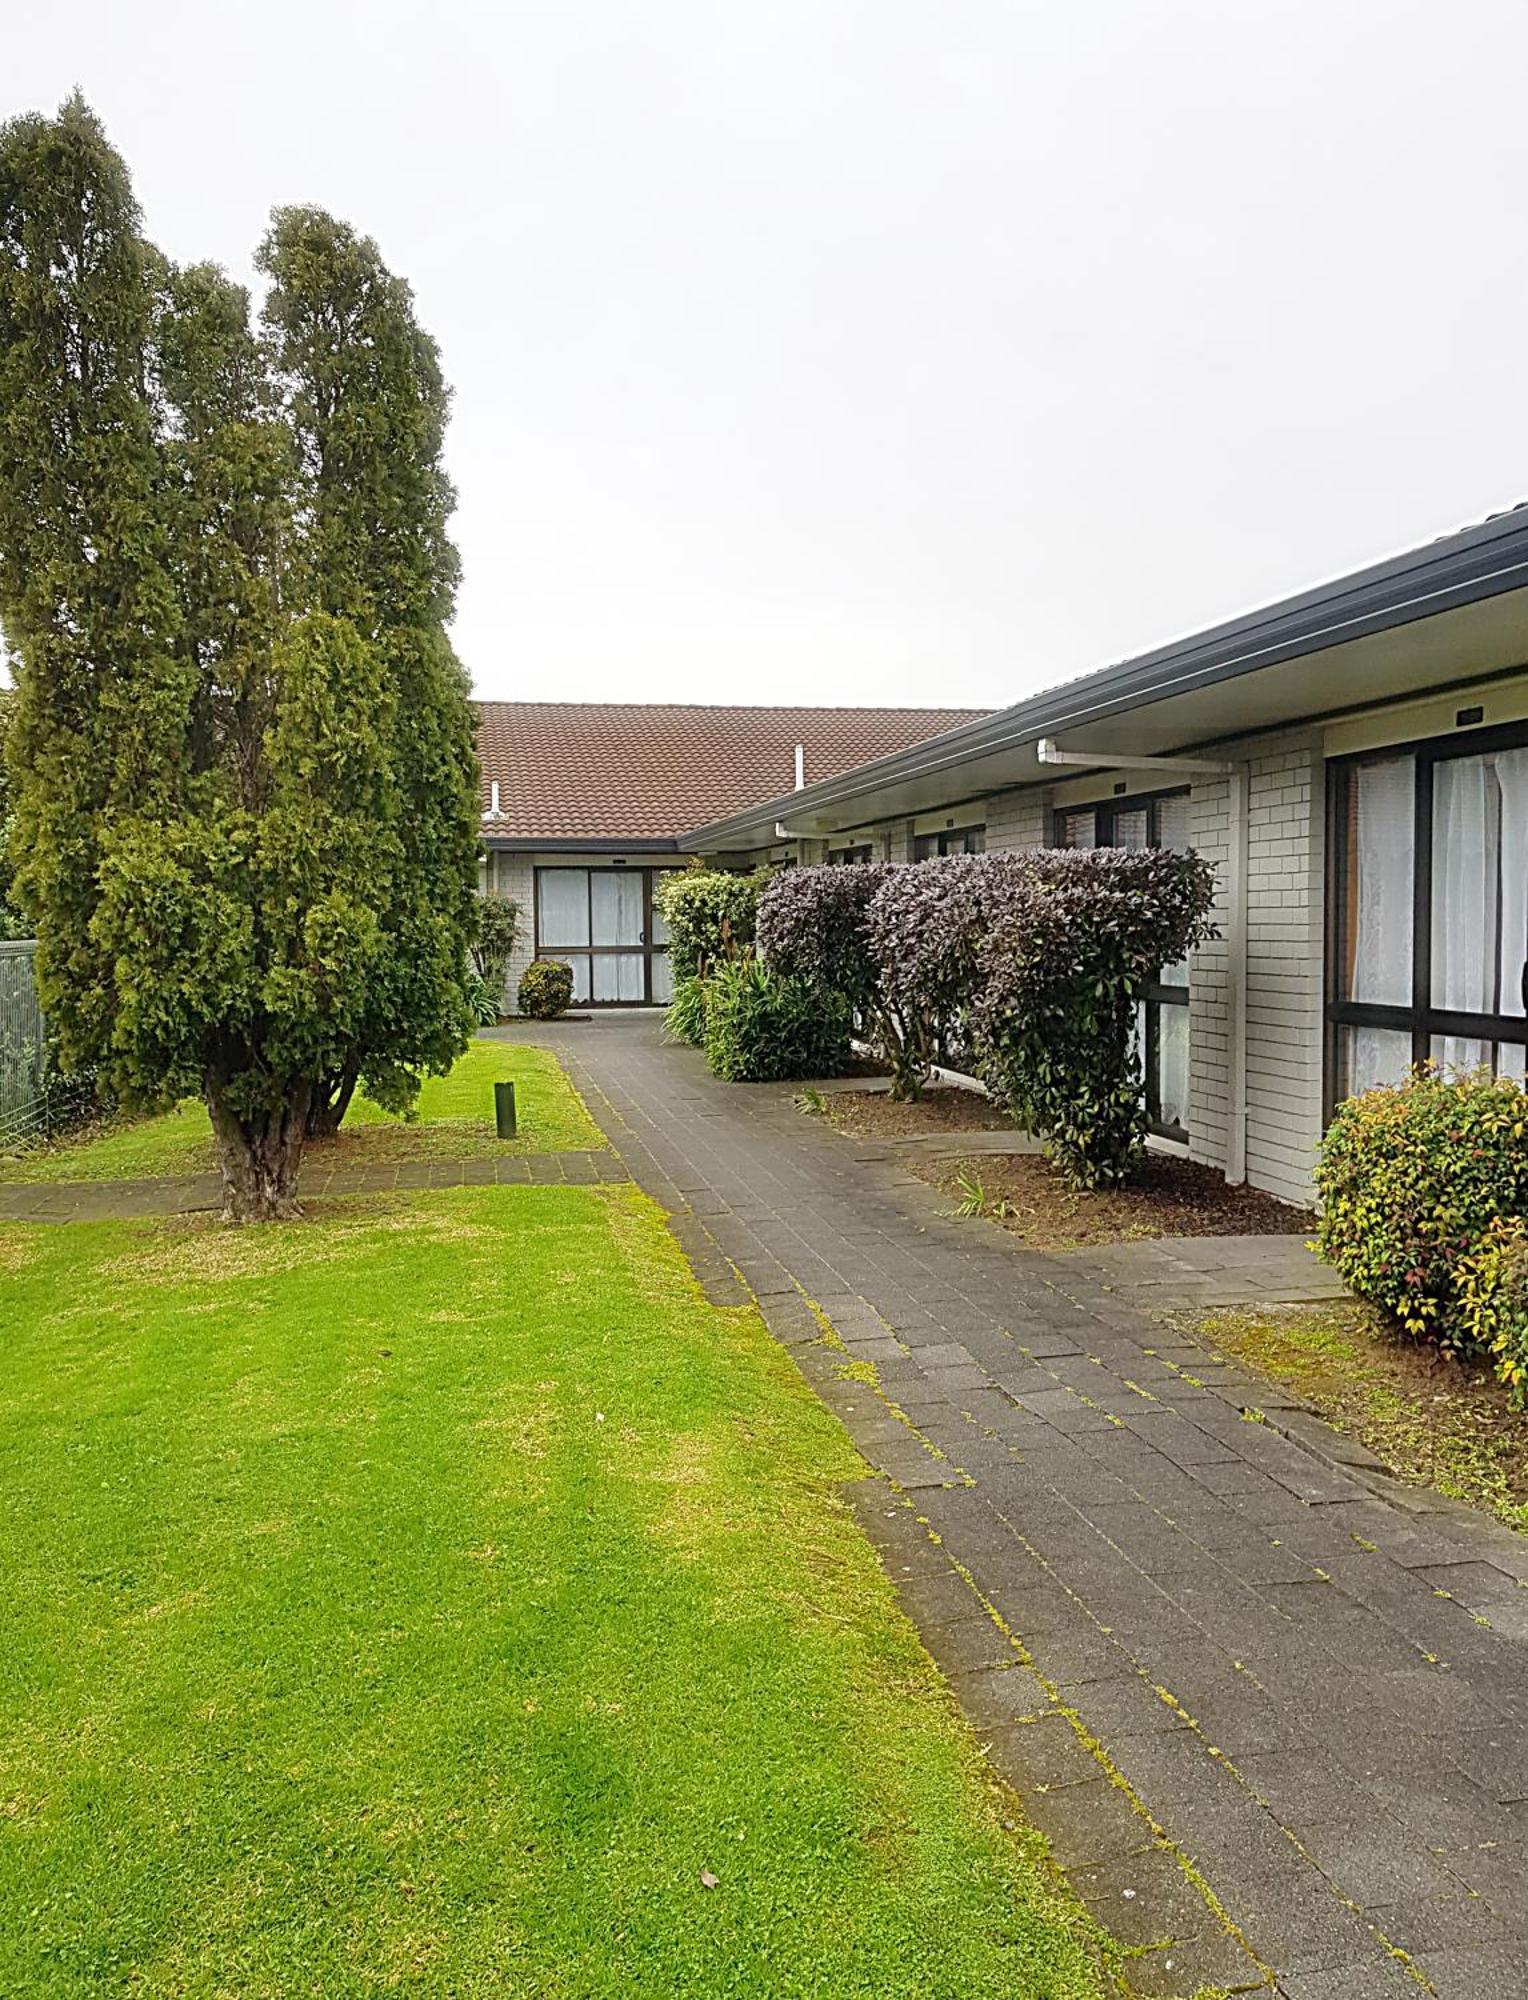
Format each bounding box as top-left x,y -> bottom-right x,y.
500,1011 -> 1528,2000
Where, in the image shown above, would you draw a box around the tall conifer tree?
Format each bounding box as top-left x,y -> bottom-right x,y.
0,97 -> 481,1218
258,210 -> 480,1136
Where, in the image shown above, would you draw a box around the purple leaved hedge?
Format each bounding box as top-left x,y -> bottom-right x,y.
972,848 -> 1217,1187
758,862 -> 932,1099
758,847 -> 1218,1184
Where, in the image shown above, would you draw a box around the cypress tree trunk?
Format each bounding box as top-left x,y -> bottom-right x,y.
207,1081 -> 312,1223
306,1064 -> 358,1139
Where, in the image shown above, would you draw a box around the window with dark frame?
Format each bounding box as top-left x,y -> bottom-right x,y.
1053,790 -> 1192,1140
826,842 -> 874,865
533,865 -> 675,1006
912,824 -> 986,859
1326,721 -> 1528,1109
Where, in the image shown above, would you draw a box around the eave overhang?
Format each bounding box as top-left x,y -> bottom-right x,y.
681,507 -> 1528,849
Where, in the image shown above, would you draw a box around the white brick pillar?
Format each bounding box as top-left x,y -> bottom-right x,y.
1241,744 -> 1326,1205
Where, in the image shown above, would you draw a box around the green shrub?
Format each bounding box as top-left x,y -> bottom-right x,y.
664,973 -> 710,1047
1315,1066 -> 1528,1351
656,867 -> 771,979
463,971 -> 501,1027
1458,1218 -> 1528,1405
703,959 -> 850,1083
470,892 -> 520,1003
517,958 -> 574,1021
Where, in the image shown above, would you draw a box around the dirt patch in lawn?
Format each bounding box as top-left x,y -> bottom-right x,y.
816,1085 -> 1015,1140
1180,1300 -> 1528,1534
921,1149 -> 1313,1248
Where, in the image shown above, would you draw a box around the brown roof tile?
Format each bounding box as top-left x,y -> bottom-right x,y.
474,701 -> 988,843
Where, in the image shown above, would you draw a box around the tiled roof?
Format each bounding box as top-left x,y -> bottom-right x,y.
474,701 -> 990,843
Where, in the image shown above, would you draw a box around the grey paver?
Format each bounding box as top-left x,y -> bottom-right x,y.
500,1012 -> 1528,1994
1413,1944 -> 1528,1999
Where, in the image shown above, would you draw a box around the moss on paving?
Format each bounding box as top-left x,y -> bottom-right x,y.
0,1040 -> 604,1184
0,1181 -> 1112,1997
1186,1300 -> 1528,1535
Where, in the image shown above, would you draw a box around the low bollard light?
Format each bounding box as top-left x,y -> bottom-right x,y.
494,1080 -> 517,1138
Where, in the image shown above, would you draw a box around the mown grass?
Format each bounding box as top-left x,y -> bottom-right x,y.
0,1183 -> 1110,1998
0,1040 -> 603,1183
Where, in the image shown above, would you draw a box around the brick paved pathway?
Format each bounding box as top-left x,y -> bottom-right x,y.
0,1149 -> 624,1221
500,1015 -> 1528,2000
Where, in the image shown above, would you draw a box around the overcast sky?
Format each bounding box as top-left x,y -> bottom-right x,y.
9,2 -> 1528,709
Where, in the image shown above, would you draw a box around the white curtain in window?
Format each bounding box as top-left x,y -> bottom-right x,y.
1432,755 -> 1499,1071
591,869 -> 644,946
539,870 -> 590,948
1494,748 -> 1528,1026
592,952 -> 645,1002
1156,795 -> 1192,854
1351,758 -> 1414,1007
1345,1025 -> 1412,1098
553,953 -> 591,1004
1157,1004 -> 1189,1129
1114,808 -> 1149,852
1347,757 -> 1415,1090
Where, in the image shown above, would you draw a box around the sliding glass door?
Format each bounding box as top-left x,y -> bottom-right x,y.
1328,725 -> 1528,1101
534,867 -> 672,1005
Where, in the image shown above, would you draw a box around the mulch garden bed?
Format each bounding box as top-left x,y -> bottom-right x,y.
927,1148 -> 1313,1248
812,1086 -> 1315,1246
819,1084 -> 1013,1139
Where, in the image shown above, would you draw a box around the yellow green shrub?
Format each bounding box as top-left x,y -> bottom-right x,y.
1315,1066 -> 1528,1352
1459,1217 -> 1528,1405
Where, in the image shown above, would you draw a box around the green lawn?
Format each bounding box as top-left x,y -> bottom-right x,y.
0,1184 -> 1109,1997
0,1040 -> 603,1183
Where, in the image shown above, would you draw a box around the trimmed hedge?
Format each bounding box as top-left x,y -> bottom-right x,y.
866,853 -> 1037,1085
756,863 -> 933,1098
972,849 -> 1217,1189
714,847 -> 1220,1183
760,849 -> 1215,1186
703,959 -> 851,1083
1316,1066 -> 1528,1353
517,958 -> 574,1020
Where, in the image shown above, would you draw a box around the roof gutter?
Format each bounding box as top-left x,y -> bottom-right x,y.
681,507 -> 1528,848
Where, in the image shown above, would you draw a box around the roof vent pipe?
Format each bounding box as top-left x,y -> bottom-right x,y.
488,781 -> 501,817
794,744 -> 805,790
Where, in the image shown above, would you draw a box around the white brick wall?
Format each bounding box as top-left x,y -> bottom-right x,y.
486,850 -> 535,1009
984,787 -> 1049,851
1188,775 -> 1234,1176
1241,743 -> 1325,1207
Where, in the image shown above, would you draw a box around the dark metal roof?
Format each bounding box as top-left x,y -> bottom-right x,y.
682,502 -> 1528,846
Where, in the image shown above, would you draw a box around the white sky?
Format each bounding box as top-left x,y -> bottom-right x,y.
9,1 -> 1528,708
